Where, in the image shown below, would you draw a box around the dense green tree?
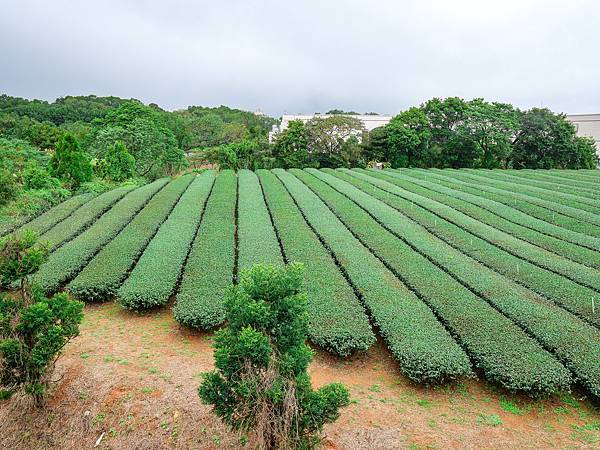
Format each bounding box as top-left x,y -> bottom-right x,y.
510,108 -> 597,169
97,141 -> 136,182
386,107 -> 433,167
0,231 -> 83,403
304,115 -> 365,167
205,139 -> 271,170
271,120 -> 310,168
199,264 -> 349,449
361,125 -> 393,165
49,134 -> 92,187
88,101 -> 185,179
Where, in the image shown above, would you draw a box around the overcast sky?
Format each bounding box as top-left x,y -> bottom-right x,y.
2,0 -> 599,117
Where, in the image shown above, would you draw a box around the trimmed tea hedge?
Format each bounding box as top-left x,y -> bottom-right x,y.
257,169 -> 375,356
463,169 -> 600,209
117,171 -> 215,309
33,178 -> 169,293
237,169 -> 283,271
490,170 -> 599,200
435,169 -> 600,226
14,193 -> 95,237
173,170 -> 236,329
342,169 -> 600,326
276,169 -> 473,384
407,169 -> 600,238
67,174 -> 194,301
39,186 -> 134,250
314,169 -> 598,396
383,169 -> 600,257
358,169 -> 600,281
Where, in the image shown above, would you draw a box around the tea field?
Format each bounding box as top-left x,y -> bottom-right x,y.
6,168 -> 599,399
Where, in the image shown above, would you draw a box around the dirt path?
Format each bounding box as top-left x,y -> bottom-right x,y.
1,303 -> 598,449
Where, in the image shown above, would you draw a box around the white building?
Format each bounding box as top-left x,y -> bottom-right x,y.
269,113 -> 393,142
566,114 -> 600,161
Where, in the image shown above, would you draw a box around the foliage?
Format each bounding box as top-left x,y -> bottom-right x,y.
271,120 -> 310,168
199,263 -> 350,449
39,187 -> 133,251
205,139 -> 272,170
174,170 -> 236,329
0,231 -> 83,403
0,169 -> 18,206
95,141 -> 136,182
304,116 -> 365,168
50,134 -> 93,187
118,172 -> 215,309
511,108 -> 597,169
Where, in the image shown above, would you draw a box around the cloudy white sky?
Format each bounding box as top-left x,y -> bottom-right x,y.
1,0 -> 599,117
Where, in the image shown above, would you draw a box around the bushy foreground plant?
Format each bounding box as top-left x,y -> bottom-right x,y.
199,264 -> 349,449
0,231 -> 83,403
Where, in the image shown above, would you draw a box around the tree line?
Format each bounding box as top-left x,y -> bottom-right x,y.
262,98 -> 597,171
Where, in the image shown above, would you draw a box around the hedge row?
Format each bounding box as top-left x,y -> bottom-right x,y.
33,178 -> 169,293
276,169 -> 472,384
465,169 -> 600,207
257,169 -> 375,356
173,170 -> 236,329
491,170 -> 599,200
316,169 -> 599,397
407,169 -> 600,238
237,169 -> 283,271
539,169 -> 600,185
436,170 -> 600,225
391,169 -> 600,254
341,169 -> 600,327
39,187 -> 134,250
306,169 -> 572,396
67,174 -> 194,301
15,193 -> 95,237
117,171 -> 215,309
360,169 -> 600,282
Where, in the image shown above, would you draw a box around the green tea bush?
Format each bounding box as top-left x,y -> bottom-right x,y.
199,264 -> 349,449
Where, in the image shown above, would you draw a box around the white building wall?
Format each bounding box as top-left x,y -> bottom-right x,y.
566,114 -> 600,161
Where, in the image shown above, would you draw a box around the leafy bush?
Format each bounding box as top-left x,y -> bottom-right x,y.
199,263 -> 350,449
22,163 -> 62,190
0,231 -> 83,403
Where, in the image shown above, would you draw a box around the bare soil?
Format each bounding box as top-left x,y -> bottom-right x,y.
1,303 -> 598,449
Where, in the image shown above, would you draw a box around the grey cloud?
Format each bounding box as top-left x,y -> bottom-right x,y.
1,0 -> 599,116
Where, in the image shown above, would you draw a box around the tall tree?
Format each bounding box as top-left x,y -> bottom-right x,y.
49,133 -> 92,187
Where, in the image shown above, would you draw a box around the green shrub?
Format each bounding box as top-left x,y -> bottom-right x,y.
0,231 -> 83,403
96,141 -> 136,182
199,264 -> 350,449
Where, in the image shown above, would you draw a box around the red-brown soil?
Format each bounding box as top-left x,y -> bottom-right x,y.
1,303 -> 598,449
